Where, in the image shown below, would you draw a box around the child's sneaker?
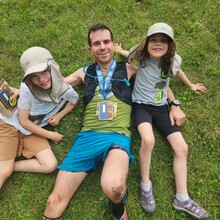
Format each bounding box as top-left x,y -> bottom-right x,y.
173,196 -> 210,219
140,182 -> 156,213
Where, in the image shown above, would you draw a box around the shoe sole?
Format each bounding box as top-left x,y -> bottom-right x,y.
173,204 -> 209,220
141,204 -> 156,214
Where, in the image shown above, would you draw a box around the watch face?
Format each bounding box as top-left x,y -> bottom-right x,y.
173,99 -> 180,105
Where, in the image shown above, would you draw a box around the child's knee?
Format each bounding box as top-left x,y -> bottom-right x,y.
0,163 -> 13,179
43,159 -> 58,173
141,136 -> 155,151
175,143 -> 188,157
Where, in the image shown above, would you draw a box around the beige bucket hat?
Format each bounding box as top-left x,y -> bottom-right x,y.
127,23 -> 174,63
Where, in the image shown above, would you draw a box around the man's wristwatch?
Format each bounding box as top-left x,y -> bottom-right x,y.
169,99 -> 180,107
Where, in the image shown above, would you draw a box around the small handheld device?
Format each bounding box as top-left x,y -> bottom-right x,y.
0,79 -> 17,117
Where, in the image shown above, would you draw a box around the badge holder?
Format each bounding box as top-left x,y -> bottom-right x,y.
98,101 -> 114,120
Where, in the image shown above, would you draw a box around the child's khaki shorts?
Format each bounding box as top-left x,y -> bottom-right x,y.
0,119 -> 51,161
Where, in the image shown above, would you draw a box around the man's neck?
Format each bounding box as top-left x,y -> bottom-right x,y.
96,59 -> 114,74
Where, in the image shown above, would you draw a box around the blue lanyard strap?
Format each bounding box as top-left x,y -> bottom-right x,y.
82,63 -> 130,88
96,59 -> 116,99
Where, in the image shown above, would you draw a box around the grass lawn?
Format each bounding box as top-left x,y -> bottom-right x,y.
0,0 -> 219,219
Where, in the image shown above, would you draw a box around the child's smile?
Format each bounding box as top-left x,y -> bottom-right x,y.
147,33 -> 169,60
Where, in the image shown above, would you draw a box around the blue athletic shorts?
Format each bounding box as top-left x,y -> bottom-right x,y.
57,131 -> 134,172
134,103 -> 180,137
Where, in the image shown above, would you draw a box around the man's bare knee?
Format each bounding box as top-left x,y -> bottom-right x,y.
47,192 -> 62,206
111,186 -> 125,203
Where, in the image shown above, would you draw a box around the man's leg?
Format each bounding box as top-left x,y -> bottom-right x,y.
101,148 -> 129,220
44,170 -> 87,219
13,149 -> 57,173
0,159 -> 14,189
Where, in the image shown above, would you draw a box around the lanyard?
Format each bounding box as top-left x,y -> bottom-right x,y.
96,59 -> 116,99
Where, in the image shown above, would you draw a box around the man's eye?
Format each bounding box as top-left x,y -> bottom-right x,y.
93,42 -> 100,46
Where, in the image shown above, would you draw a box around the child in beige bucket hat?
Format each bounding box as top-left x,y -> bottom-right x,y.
114,22 -> 209,219
0,46 -> 79,191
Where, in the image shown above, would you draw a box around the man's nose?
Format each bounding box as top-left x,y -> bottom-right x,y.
100,42 -> 105,49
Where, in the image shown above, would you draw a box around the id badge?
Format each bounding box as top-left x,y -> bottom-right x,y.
98,101 -> 114,120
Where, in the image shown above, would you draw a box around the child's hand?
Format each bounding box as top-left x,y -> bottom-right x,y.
49,131 -> 64,144
169,106 -> 186,126
113,42 -> 129,57
113,42 -> 123,53
11,87 -> 19,98
47,115 -> 61,126
189,83 -> 206,92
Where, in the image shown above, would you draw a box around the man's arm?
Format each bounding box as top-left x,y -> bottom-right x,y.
126,63 -> 137,80
167,87 -> 186,126
64,68 -> 85,87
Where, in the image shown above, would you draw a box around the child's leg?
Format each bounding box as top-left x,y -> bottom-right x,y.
167,132 -> 210,219
137,122 -> 156,213
14,133 -> 57,173
14,149 -> 57,173
138,122 -> 155,184
167,131 -> 188,194
0,159 -> 14,189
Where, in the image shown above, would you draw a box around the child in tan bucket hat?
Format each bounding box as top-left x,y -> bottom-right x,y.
114,22 -> 209,219
0,46 -> 79,191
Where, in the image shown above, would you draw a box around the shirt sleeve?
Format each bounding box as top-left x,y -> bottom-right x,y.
170,53 -> 182,76
17,83 -> 32,110
62,85 -> 79,104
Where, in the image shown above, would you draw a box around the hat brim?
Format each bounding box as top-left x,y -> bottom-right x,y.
127,37 -> 147,63
127,30 -> 175,64
147,30 -> 174,42
23,62 -> 48,81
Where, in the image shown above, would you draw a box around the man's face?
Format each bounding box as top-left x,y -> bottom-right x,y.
88,29 -> 114,65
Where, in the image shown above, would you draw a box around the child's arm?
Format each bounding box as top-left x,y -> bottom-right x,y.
18,109 -> 64,143
176,69 -> 206,92
167,87 -> 186,126
47,99 -> 80,126
113,42 -> 129,57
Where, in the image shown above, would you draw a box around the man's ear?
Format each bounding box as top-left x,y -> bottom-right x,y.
88,47 -> 92,54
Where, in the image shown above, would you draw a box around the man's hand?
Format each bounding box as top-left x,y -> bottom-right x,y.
169,106 -> 186,126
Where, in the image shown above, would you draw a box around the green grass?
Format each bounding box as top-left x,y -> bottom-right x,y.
1,0 -> 219,219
